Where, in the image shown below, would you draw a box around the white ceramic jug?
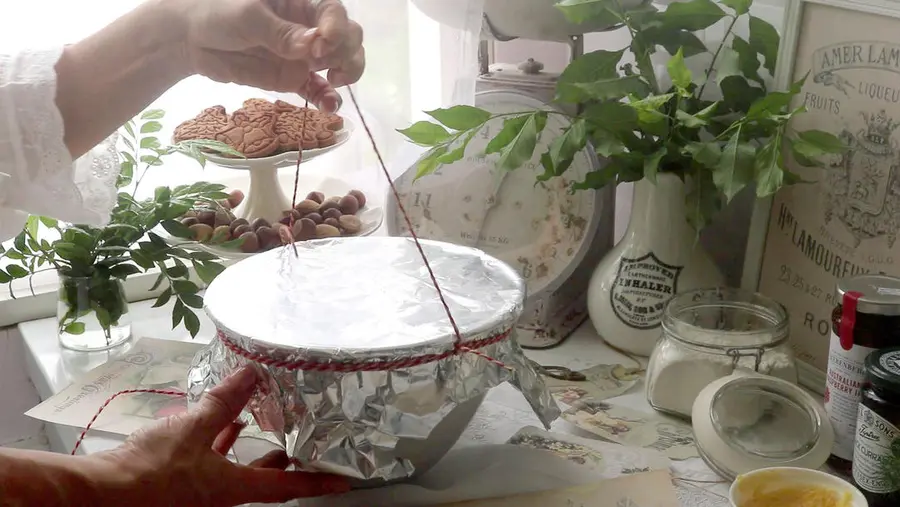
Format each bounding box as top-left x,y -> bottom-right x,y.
587,173 -> 724,356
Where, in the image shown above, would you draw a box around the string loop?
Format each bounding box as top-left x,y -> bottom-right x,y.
73,85 -> 511,455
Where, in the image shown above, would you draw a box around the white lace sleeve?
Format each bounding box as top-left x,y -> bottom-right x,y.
0,47 -> 119,243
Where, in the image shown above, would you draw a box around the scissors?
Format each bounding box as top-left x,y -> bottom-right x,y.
528,359 -> 587,382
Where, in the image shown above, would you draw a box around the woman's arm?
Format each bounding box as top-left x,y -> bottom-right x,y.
0,367 -> 347,507
0,449 -> 110,506
55,0 -> 189,158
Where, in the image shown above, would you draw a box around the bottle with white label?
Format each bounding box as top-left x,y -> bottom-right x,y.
826,275 -> 900,476
853,347 -> 900,507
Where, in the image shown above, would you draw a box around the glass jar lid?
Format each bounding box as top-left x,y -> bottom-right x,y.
865,346 -> 900,392
836,274 -> 900,315
692,371 -> 833,481
662,288 -> 789,353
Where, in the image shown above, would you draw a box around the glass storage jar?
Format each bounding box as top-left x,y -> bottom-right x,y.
646,287 -> 798,419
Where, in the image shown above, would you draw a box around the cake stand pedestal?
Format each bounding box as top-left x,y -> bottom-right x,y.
230,163 -> 295,225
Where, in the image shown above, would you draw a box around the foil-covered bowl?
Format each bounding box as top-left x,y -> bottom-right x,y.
187,237 -> 559,483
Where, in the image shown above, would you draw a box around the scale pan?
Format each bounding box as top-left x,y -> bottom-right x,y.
411,0 -> 649,41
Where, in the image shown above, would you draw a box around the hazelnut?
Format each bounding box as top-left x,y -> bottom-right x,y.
322,208 -> 343,220
256,226 -> 281,250
318,201 -> 340,214
324,217 -> 341,229
211,225 -> 231,244
348,189 -> 367,208
305,191 -> 325,204
278,209 -> 303,226
315,224 -> 341,239
251,217 -> 270,231
232,224 -> 251,237
238,231 -> 259,253
294,199 -> 320,215
229,218 -> 249,235
292,218 -> 317,241
227,189 -> 245,209
338,215 -> 363,235
183,210 -> 198,219
197,210 -> 216,227
214,210 -> 234,227
189,223 -> 214,243
181,216 -> 199,227
217,199 -> 232,210
338,195 -> 360,215
326,195 -> 342,204
305,212 -> 323,224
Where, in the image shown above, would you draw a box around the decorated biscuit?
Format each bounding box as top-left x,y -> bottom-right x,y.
215,110 -> 281,158
321,114 -> 344,132
316,130 -> 337,148
173,106 -> 229,143
274,100 -> 303,113
242,98 -> 276,112
274,110 -> 314,152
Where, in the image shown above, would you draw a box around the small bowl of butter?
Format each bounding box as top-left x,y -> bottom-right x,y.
730,467 -> 867,507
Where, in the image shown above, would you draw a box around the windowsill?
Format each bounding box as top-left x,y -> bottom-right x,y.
21,297 -> 219,455
20,300 -> 639,456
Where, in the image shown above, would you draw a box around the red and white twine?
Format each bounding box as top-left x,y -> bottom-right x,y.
71,83 -> 511,455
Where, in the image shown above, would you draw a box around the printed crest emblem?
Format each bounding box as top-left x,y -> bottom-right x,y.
610,253 -> 683,330
824,109 -> 900,247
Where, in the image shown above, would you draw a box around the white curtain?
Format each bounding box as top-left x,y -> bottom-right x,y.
0,0 -> 483,201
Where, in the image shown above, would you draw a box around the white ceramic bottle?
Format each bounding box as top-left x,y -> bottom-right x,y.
587,173 -> 724,356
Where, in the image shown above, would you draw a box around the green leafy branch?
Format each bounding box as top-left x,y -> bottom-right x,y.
397,0 -> 847,230
0,109 -> 240,339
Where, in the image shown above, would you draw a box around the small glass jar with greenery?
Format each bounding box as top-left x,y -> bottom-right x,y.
0,110 -> 241,350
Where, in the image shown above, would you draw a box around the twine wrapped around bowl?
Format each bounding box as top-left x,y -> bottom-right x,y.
187,237 -> 560,483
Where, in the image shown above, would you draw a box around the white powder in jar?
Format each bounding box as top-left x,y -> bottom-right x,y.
646,333 -> 798,418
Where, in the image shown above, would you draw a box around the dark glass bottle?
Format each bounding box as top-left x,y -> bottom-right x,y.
852,347 -> 900,507
826,275 -> 900,475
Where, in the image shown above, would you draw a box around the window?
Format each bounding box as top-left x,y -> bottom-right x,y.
0,0 -> 472,326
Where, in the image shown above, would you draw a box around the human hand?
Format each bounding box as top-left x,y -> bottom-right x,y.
92,366 -> 349,507
172,0 -> 365,113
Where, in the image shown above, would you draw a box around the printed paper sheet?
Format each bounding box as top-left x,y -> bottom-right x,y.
26,337 -> 203,436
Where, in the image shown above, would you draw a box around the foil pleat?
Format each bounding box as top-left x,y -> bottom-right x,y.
187,238 -> 560,481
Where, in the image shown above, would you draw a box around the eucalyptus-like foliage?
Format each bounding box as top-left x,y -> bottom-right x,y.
0,109 -> 242,338
399,0 -> 846,229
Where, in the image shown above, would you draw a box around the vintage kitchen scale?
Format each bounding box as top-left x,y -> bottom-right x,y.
387,1 -> 647,348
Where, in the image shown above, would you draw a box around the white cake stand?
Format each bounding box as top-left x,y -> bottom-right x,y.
203,119 -> 354,225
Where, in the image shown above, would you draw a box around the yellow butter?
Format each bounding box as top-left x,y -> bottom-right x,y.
735,471 -> 853,507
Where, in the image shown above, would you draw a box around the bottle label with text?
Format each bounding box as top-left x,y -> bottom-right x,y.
825,331 -> 875,460
853,404 -> 900,494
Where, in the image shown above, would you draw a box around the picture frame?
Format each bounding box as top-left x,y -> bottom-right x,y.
741,0 -> 900,395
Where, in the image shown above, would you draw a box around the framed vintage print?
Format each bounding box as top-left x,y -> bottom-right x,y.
742,0 -> 900,394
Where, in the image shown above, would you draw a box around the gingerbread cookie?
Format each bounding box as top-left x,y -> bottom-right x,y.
215,109 -> 281,158
274,109 -> 324,152
173,106 -> 229,143
321,114 -> 345,132
315,130 -> 337,148
274,100 -> 303,113
242,98 -> 276,113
